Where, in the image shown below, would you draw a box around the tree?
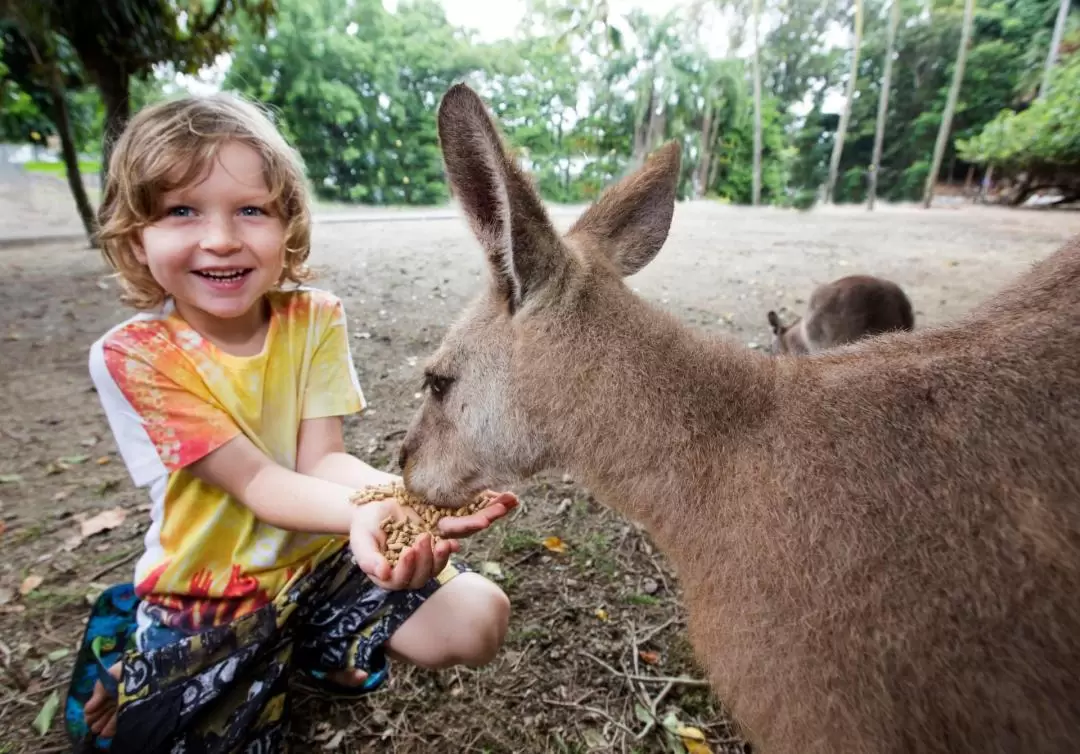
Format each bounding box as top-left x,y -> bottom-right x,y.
957,39 -> 1080,204
751,0 -> 763,205
867,0 -> 902,209
922,0 -> 977,208
1041,0 -> 1072,96
825,0 -> 864,204
227,0 -> 482,205
0,7 -> 97,241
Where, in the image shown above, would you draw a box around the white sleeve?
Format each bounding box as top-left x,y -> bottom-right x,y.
88,339 -> 168,489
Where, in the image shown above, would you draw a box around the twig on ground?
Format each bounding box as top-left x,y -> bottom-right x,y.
635,680 -> 676,741
87,548 -> 140,582
541,697 -> 637,738
581,650 -> 711,687
638,617 -> 679,646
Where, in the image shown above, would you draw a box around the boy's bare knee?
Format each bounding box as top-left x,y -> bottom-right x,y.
453,575 -> 510,667
386,573 -> 510,670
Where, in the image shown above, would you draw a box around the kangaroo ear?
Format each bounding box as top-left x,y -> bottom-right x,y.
767,311 -> 783,334
566,141 -> 681,276
437,83 -> 567,314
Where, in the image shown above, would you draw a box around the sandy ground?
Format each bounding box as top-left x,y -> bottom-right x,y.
1,188 -> 1079,752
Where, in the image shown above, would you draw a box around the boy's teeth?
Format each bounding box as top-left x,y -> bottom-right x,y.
199,270 -> 246,280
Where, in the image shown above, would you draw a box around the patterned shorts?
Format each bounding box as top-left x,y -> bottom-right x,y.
66,546 -> 463,754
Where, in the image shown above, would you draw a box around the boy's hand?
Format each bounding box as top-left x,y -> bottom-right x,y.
436,490 -> 520,538
349,499 -> 459,590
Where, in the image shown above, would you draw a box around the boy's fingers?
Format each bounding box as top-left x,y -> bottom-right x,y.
408,535 -> 434,590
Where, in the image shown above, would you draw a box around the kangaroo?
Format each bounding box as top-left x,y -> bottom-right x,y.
767,275 -> 915,355
398,83 -> 1080,754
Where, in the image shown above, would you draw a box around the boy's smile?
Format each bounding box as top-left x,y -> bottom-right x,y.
136,140 -> 286,349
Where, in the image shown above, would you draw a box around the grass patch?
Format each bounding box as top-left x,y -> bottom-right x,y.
22,159 -> 101,176
625,593 -> 661,607
571,531 -> 619,578
497,529 -> 540,555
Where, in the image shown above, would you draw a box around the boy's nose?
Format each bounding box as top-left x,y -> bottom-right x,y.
200,218 -> 242,254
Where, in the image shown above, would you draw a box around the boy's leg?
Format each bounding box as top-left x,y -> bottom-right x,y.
295,560 -> 510,687
385,573 -> 510,669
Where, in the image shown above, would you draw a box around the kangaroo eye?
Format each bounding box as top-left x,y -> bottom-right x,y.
423,373 -> 455,399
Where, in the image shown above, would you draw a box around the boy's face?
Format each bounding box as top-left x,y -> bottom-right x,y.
135,141 -> 286,334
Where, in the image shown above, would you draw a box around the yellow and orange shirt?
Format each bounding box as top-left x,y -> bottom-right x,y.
88,288 -> 365,630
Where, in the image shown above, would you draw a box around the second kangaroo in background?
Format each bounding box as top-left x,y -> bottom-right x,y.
767,274 -> 915,355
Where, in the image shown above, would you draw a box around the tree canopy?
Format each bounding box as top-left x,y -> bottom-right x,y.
1,0 -> 1078,226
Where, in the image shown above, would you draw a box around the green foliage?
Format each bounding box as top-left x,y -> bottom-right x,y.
957,46 -> 1080,170
226,0 -> 480,205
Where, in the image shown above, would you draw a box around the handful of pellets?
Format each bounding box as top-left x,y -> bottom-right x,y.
350,482 -> 496,567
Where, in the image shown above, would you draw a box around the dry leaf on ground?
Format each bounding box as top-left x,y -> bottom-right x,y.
541,536 -> 566,553
639,650 -> 661,665
81,507 -> 127,537
19,575 -> 43,596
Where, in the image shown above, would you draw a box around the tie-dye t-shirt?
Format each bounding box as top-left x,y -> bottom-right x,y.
88,287 -> 365,630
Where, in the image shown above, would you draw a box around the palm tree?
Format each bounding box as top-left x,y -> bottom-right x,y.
825,0 -> 864,204
868,0 -> 902,210
922,0 -> 977,209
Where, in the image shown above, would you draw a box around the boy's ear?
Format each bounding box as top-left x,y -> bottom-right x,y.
132,242 -> 148,265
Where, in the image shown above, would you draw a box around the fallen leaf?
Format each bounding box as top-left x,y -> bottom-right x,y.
542,536 -> 567,554
96,456 -> 111,466
0,586 -> 13,605
62,534 -> 84,552
594,607 -> 609,622
676,725 -> 707,742
81,507 -> 127,538
684,740 -> 712,754
59,455 -> 90,465
322,730 -> 346,750
0,474 -> 23,484
639,650 -> 661,665
46,648 -> 70,662
31,690 -> 60,736
20,575 -> 43,596
633,702 -> 654,725
480,561 -> 504,579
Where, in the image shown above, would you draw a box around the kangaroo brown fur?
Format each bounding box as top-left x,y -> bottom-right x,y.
767,275 -> 915,355
399,83 -> 1080,754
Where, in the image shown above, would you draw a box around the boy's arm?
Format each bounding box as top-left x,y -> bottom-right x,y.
296,416 -> 519,537
295,415 -> 400,489
189,432 -> 359,535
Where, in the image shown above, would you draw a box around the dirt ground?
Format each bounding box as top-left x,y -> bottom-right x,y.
2,195 -> 1079,754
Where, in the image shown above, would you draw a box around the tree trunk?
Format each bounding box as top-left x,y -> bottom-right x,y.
867,0 -> 902,211
979,164 -> 995,203
826,0 -> 864,204
1041,0 -> 1072,98
96,69 -> 131,189
696,97 -> 714,198
922,0 -> 976,209
751,0 -> 763,206
49,77 -> 98,246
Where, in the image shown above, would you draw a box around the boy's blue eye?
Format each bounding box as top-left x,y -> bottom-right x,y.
167,206 -> 194,217
239,206 -> 266,217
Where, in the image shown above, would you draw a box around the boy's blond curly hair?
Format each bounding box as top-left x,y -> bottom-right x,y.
98,92 -> 313,310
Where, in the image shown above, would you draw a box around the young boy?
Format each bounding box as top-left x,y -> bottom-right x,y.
67,92 -> 515,753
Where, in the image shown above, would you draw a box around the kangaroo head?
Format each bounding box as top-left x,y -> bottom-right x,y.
766,310 -> 809,355
398,83 -> 681,507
